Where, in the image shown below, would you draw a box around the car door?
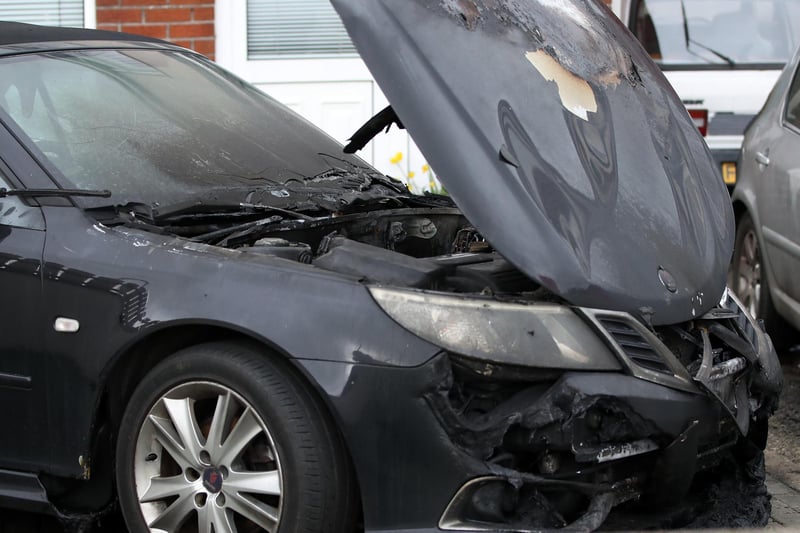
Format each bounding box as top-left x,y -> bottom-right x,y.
753,63 -> 800,304
0,159 -> 48,470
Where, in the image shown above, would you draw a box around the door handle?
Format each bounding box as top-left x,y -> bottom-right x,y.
755,151 -> 770,167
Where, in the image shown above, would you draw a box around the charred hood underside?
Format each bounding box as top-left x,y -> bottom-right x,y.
331,0 -> 736,326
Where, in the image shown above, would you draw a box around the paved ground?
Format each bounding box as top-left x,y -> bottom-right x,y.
767,471 -> 800,529
764,347 -> 800,530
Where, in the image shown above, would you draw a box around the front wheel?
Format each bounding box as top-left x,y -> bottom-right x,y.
116,342 -> 358,533
731,212 -> 791,349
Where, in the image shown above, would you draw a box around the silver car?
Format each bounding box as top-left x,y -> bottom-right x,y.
732,45 -> 800,349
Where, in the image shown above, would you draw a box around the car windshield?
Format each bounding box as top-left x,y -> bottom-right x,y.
633,0 -> 800,67
0,48 -> 369,207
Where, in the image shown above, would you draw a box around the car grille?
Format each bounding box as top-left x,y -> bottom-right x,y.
598,318 -> 673,375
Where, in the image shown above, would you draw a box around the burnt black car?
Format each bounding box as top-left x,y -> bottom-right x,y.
0,1 -> 784,532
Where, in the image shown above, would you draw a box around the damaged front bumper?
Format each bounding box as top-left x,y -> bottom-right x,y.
423,289 -> 782,531
299,287 -> 781,532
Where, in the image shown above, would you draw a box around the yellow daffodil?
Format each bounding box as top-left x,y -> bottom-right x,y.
390,152 -> 404,165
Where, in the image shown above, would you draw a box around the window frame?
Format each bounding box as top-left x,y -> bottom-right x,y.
246,0 -> 358,60
0,1 -> 95,29
215,0 -> 371,84
782,61 -> 800,134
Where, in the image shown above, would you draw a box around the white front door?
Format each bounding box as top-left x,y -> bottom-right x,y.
263,81 -> 373,154
214,0 -> 434,191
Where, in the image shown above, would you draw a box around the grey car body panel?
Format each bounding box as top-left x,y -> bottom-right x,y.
331,0 -> 734,326
735,45 -> 800,328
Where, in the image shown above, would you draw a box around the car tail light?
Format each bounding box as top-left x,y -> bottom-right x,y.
688,109 -> 708,136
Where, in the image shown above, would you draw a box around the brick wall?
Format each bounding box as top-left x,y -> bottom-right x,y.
96,0 -> 215,60
95,0 -> 613,63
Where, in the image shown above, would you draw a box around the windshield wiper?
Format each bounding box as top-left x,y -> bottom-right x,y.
190,215 -> 285,244
0,187 -> 111,199
680,0 -> 735,66
238,203 -> 315,221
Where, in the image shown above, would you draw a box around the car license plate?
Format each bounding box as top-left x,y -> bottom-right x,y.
722,162 -> 736,185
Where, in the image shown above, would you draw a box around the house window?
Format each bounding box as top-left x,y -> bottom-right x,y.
0,0 -> 86,27
247,0 -> 357,59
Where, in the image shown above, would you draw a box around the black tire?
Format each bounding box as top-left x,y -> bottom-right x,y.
731,212 -> 793,350
116,341 -> 358,533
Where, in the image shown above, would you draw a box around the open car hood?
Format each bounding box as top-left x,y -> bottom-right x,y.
332,0 -> 734,325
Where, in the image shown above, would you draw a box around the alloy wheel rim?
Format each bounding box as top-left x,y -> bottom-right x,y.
134,381 -> 283,533
737,229 -> 762,318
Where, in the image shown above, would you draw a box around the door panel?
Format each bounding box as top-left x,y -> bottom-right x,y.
760,131 -> 800,301
0,175 -> 47,470
757,66 -> 800,302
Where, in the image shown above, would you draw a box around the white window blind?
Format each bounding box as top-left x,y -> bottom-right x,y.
0,0 -> 84,27
247,0 -> 357,59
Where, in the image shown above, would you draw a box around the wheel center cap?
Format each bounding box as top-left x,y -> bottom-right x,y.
202,467 -> 224,493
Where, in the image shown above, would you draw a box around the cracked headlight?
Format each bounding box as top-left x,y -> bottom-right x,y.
369,287 -> 621,370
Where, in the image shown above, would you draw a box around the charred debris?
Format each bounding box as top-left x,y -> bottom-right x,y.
91,169 -> 541,297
